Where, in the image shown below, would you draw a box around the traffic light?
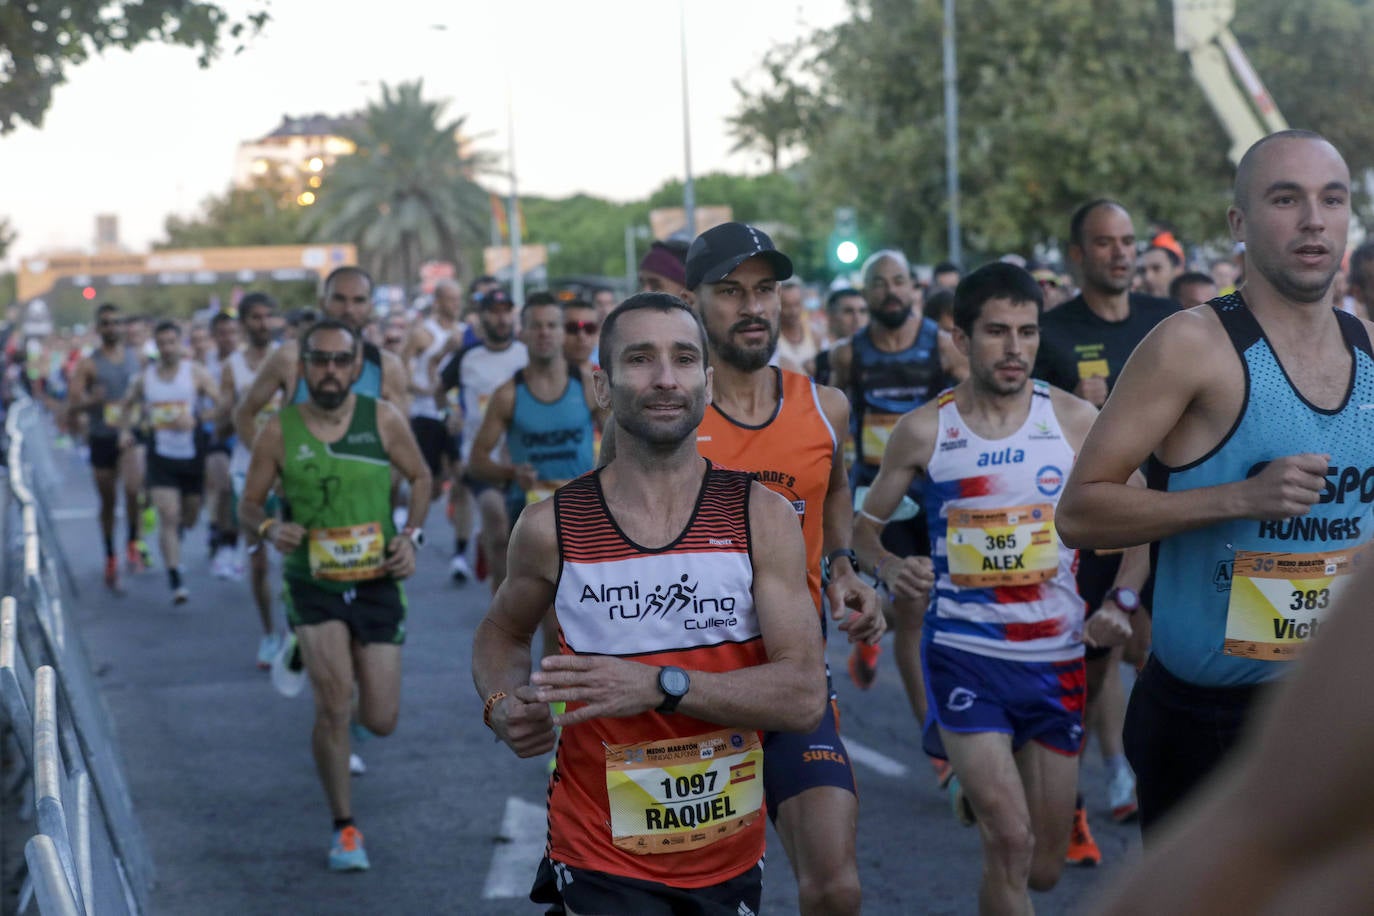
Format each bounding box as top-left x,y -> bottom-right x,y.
827,207 -> 862,275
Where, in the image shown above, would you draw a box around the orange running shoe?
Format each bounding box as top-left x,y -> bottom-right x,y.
847,643 -> 881,690
125,541 -> 144,573
1065,804 -> 1102,867
930,756 -> 954,789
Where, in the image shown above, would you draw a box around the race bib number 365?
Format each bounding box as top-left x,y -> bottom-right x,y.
1223,547 -> 1363,660
947,503 -> 1058,588
308,522 -> 385,582
604,728 -> 763,855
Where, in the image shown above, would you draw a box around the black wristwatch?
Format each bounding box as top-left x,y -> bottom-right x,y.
656,666 -> 690,714
822,548 -> 859,584
1105,587 -> 1140,615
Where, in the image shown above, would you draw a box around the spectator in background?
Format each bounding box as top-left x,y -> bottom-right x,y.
813,288 -> 868,386
636,239 -> 691,299
1168,272 -> 1220,311
775,278 -> 822,375
560,298 -> 598,371
1211,256 -> 1241,294
931,260 -> 962,291
1344,241 -> 1374,320
1140,245 -> 1184,299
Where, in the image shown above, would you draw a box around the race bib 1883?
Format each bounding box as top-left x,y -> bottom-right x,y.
604,728 -> 763,855
1223,547 -> 1364,660
308,522 -> 385,582
947,503 -> 1058,588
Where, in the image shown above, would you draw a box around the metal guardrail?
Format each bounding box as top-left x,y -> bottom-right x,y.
0,398 -> 152,915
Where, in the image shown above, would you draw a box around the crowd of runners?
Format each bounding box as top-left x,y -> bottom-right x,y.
12,129 -> 1374,913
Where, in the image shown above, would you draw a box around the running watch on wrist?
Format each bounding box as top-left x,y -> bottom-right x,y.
822,548 -> 859,584
403,526 -> 425,548
1105,587 -> 1140,615
656,666 -> 690,714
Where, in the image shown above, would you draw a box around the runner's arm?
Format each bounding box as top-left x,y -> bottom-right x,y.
853,401 -> 938,579
235,344 -> 291,450
218,362 -> 237,436
938,330 -> 969,382
818,385 -> 884,644
473,501 -> 560,757
236,416 -> 282,537
534,484 -> 827,734
467,382 -> 519,484
66,358 -> 94,420
400,325 -> 431,394
828,340 -> 852,392
380,348 -> 410,413
377,399 -> 432,527
1057,311 -> 1327,549
115,372 -> 144,444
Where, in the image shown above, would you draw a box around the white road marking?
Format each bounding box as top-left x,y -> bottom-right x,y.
844,737 -> 909,778
51,508 -> 97,521
483,796 -> 547,899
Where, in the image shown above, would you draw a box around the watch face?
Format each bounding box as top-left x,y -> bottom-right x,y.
660,667 -> 689,697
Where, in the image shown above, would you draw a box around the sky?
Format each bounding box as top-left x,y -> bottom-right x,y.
0,0 -> 848,265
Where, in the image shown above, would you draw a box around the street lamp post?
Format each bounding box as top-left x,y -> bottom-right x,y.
680,0 -> 696,239
942,0 -> 962,266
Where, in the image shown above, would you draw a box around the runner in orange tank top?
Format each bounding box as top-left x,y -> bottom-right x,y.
690,222 -> 883,915
473,293 -> 826,915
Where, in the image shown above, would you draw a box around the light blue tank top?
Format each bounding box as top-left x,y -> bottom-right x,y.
1148,294 -> 1374,687
507,368 -> 595,484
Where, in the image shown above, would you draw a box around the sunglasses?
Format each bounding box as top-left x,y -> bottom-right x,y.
304,350 -> 356,368
565,320 -> 599,336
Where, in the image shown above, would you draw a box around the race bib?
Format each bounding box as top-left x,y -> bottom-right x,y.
1223,547 -> 1365,660
1076,359 -> 1109,380
308,522 -> 385,582
102,404 -> 122,426
860,412 -> 903,465
604,728 -> 763,856
149,401 -> 189,430
947,503 -> 1058,588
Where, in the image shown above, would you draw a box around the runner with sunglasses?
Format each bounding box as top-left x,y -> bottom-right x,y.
560,297 -> 599,372
239,319 -> 431,872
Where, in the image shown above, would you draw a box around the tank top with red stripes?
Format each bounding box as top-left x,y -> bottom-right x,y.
696,367 -> 837,614
548,463 -> 769,887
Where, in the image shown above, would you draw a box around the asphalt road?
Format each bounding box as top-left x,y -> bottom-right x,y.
44,444 -> 1140,915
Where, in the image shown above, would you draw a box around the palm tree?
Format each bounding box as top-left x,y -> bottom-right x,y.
307,80 -> 495,294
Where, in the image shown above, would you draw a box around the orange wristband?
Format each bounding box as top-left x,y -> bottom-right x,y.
483,691 -> 507,730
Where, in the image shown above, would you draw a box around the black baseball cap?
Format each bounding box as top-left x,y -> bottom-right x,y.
684,222 -> 794,290
476,289 -> 512,309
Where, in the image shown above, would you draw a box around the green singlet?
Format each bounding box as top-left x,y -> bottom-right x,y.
279,395 -> 396,592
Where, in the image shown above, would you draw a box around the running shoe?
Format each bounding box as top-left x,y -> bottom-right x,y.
104,556 -> 118,589
172,586 -> 190,606
328,825 -> 369,872
136,539 -> 154,569
948,776 -> 976,827
211,546 -> 237,580
256,632 -> 282,670
349,753 -> 367,776
271,633 -> 307,698
449,553 -> 471,584
1108,766 -> 1139,823
930,756 -> 954,789
847,643 -> 882,690
125,541 -> 145,573
1065,804 -> 1102,867
141,506 -> 157,538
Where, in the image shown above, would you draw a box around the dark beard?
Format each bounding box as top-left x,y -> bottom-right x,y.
872,305 -> 911,329
708,321 -> 778,372
309,381 -> 347,409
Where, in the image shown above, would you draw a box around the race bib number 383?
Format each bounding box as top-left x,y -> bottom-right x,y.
308,522 -> 385,582
604,728 -> 763,855
1223,547 -> 1364,660
947,503 -> 1058,588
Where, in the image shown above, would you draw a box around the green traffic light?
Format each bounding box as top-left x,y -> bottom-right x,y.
836,240 -> 859,264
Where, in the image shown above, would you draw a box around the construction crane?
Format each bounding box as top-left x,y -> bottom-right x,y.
1173,0 -> 1288,165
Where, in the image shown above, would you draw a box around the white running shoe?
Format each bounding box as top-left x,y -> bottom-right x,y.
172,586 -> 190,606
211,545 -> 238,580
349,753 -> 367,776
449,553 -> 472,584
270,632 -> 307,698
256,632 -> 283,670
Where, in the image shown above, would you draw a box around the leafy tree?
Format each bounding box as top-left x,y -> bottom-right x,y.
159,175 -> 308,249
725,41 -> 817,173
305,80 -> 494,295
0,217 -> 15,261
0,1 -> 267,133
521,194 -> 647,280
